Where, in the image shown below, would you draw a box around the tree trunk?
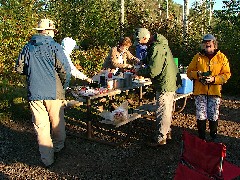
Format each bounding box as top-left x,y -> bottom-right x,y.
183,0 -> 189,42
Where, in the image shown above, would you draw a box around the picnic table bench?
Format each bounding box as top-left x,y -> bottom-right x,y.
133,92 -> 193,119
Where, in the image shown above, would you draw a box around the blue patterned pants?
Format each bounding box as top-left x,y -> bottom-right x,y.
194,95 -> 221,121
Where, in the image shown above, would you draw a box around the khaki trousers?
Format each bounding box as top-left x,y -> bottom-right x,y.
155,91 -> 175,142
29,100 -> 66,166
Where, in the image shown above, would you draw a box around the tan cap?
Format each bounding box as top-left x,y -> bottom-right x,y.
134,28 -> 150,45
33,19 -> 56,30
135,28 -> 150,40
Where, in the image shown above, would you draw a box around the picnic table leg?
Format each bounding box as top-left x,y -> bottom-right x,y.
109,95 -> 117,111
125,89 -> 133,105
173,96 -> 188,114
86,97 -> 93,138
139,86 -> 143,106
85,95 -> 131,146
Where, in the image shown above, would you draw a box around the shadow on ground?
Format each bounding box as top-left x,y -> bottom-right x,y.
1,95 -> 240,179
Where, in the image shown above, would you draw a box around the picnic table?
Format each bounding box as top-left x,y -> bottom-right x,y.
69,80 -> 152,146
68,78 -> 193,146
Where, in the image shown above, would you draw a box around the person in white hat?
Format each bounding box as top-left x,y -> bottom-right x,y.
61,37 -> 92,82
15,18 -> 71,167
33,18 -> 57,37
187,34 -> 231,141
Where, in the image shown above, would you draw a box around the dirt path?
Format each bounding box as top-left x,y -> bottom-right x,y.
1,96 -> 240,179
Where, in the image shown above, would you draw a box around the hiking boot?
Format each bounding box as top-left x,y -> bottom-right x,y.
166,132 -> 172,140
146,139 -> 167,147
54,143 -> 66,159
197,119 -> 206,140
158,139 -> 167,145
209,120 -> 218,141
41,161 -> 54,169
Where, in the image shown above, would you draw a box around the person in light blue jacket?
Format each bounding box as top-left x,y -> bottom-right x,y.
15,19 -> 71,167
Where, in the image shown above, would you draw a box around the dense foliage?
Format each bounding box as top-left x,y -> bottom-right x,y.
0,0 -> 239,95
213,1 -> 240,94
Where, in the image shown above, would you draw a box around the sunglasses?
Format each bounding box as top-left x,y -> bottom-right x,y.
202,40 -> 212,43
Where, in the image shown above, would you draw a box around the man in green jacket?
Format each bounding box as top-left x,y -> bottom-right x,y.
137,33 -> 178,146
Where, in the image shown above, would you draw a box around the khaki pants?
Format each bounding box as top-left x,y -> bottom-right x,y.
29,100 -> 66,166
155,91 -> 175,142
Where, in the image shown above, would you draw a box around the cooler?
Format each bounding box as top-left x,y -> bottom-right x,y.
176,74 -> 193,94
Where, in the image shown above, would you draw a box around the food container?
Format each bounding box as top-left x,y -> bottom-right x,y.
89,81 -> 100,88
124,72 -> 133,87
107,79 -> 114,90
113,78 -> 124,89
100,74 -> 106,87
113,79 -> 118,89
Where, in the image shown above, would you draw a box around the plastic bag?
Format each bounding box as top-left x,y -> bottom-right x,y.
100,101 -> 129,125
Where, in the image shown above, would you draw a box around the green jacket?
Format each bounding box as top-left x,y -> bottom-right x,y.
138,34 -> 178,93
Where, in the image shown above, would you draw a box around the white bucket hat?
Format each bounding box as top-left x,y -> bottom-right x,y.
33,19 -> 56,30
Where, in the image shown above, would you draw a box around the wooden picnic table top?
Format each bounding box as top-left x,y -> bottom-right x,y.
70,78 -> 152,100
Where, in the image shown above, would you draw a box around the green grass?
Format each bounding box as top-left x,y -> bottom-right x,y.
0,83 -> 31,124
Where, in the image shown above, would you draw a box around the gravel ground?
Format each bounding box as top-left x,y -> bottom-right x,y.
1,95 -> 240,179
